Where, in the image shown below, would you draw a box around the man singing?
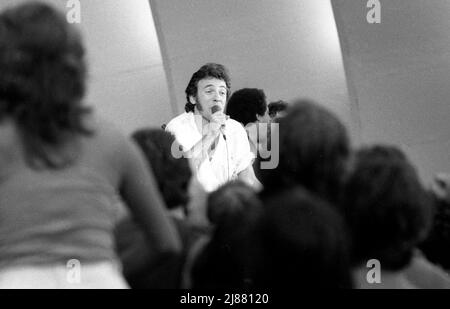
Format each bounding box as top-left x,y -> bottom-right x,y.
165,63 -> 259,192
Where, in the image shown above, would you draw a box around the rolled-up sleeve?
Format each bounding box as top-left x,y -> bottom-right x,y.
165,114 -> 201,152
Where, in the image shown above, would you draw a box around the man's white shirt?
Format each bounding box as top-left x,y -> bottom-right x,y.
166,112 -> 254,192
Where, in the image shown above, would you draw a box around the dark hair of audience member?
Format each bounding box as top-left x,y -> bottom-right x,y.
116,129 -> 192,288
341,145 -> 433,271
191,181 -> 263,289
0,3 -> 92,168
225,88 -> 267,126
184,63 -> 231,113
258,99 -> 350,204
251,187 -> 353,288
132,128 -> 191,214
268,100 -> 288,118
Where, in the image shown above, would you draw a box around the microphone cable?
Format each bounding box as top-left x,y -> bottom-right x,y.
224,132 -> 230,181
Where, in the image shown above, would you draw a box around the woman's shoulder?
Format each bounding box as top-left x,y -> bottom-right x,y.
85,114 -> 123,136
83,114 -> 131,150
80,114 -> 135,173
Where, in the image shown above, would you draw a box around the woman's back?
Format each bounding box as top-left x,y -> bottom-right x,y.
0,116 -> 129,269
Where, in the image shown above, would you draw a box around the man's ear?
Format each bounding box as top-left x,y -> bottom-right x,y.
256,113 -> 265,122
189,95 -> 196,104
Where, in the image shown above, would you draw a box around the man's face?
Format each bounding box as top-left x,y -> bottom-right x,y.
190,78 -> 227,121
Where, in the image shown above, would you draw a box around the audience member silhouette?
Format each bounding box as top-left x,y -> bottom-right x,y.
251,187 -> 353,288
419,173 -> 450,273
187,181 -> 263,288
341,145 -> 433,288
257,99 -> 350,205
0,2 -> 180,288
115,129 -> 203,288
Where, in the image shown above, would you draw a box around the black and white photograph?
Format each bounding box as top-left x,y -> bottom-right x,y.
0,0 -> 449,294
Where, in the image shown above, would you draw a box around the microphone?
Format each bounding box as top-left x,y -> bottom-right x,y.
211,104 -> 223,115
211,105 -> 227,140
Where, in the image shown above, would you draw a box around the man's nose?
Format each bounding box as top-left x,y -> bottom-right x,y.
213,91 -> 222,100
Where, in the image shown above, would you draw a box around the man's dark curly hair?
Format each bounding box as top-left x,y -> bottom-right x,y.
0,2 -> 92,169
258,99 -> 350,204
184,63 -> 231,113
341,145 -> 433,271
132,128 -> 192,211
225,88 -> 267,126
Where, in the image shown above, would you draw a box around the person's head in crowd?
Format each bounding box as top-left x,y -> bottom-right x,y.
0,2 -> 91,169
191,180 -> 263,288
184,63 -> 231,120
117,129 -> 192,289
251,187 -> 353,288
268,100 -> 288,119
225,88 -> 270,127
341,145 -> 433,272
419,173 -> 450,271
132,128 -> 192,213
258,99 -> 350,204
225,88 -> 271,158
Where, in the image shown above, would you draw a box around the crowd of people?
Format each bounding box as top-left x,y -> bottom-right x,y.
0,2 -> 449,289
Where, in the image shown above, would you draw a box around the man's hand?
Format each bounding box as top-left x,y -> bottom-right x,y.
238,165 -> 263,191
205,111 -> 227,137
